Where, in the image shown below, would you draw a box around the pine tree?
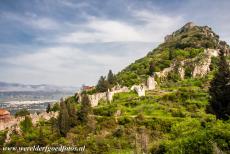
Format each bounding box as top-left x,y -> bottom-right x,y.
208,48 -> 230,120
96,76 -> 110,92
58,101 -> 70,136
107,70 -> 116,85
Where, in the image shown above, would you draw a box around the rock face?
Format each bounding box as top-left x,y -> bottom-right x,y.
155,64 -> 175,80
165,22 -> 195,42
155,49 -> 219,80
192,49 -> 218,77
146,76 -> 157,90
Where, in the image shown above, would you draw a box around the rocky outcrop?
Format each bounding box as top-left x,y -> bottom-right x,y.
192,49 -> 218,78
155,49 -> 219,80
165,22 -> 195,42
155,64 -> 175,80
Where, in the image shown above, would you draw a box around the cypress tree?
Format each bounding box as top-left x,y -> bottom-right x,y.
208,48 -> 230,120
66,100 -> 78,127
149,62 -> 155,76
46,103 -> 51,113
38,126 -> 45,146
78,94 -> 92,123
58,101 -> 70,136
107,70 -> 116,85
20,116 -> 33,133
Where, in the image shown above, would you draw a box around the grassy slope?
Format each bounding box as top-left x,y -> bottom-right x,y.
1,75 -> 230,154
1,24 -> 230,154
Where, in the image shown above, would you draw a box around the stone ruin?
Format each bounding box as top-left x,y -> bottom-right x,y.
79,76 -> 158,107
131,85 -> 145,97
146,76 -> 158,90
85,86 -> 130,107
0,111 -> 58,143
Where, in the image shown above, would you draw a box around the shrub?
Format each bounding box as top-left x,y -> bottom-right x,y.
15,109 -> 30,117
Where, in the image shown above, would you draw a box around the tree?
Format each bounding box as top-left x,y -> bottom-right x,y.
66,100 -> 78,127
58,101 -> 70,136
38,126 -> 45,146
107,70 -> 116,85
78,94 -> 92,123
149,62 -> 155,76
96,76 -> 110,92
46,103 -> 51,113
208,48 -> 230,120
20,116 -> 33,133
15,109 -> 30,117
50,102 -> 60,112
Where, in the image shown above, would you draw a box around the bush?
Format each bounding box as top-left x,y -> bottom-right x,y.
118,116 -> 132,125
15,109 -> 30,117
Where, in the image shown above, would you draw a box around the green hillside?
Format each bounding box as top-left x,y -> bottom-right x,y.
116,22 -> 226,87
1,23 -> 230,154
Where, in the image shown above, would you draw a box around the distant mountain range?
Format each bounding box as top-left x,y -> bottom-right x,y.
0,81 -> 79,92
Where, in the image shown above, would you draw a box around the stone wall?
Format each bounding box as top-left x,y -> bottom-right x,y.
87,86 -> 130,107
146,76 -> 157,90
131,85 -> 145,97
0,112 -> 58,143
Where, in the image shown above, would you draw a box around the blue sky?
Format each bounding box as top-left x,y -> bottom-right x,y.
0,0 -> 229,86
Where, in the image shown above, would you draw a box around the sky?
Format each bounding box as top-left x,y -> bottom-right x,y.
0,0 -> 230,86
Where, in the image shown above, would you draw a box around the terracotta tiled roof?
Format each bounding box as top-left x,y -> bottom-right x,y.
0,109 -> 10,116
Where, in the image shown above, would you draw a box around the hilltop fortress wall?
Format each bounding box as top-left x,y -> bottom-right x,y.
0,112 -> 58,143
79,76 -> 157,107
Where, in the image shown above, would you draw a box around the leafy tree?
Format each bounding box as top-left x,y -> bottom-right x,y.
15,109 -> 30,117
107,70 -> 116,85
96,76 -> 110,92
208,48 -> 230,120
58,101 -> 70,136
20,116 -> 33,133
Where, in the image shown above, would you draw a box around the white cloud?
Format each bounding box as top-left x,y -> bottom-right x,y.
37,10 -> 183,43
1,12 -> 60,30
1,41 -> 155,86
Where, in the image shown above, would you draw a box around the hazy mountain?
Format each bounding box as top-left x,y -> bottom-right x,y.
0,81 -> 78,92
